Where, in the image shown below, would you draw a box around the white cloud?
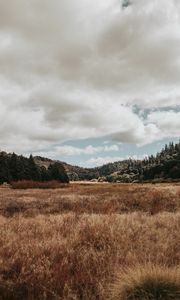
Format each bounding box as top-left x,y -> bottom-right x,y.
81,156 -> 125,167
147,111 -> 180,137
81,153 -> 151,167
0,0 -> 179,155
33,144 -> 120,158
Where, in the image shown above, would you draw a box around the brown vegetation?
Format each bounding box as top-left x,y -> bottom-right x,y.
110,264 -> 180,300
11,180 -> 69,190
0,183 -> 179,299
0,183 -> 179,217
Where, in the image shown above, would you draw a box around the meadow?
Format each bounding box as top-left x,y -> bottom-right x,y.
0,183 -> 179,299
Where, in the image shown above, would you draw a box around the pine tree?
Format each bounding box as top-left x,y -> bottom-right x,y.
48,162 -> 69,183
0,153 -> 10,183
9,153 -> 18,181
28,155 -> 40,181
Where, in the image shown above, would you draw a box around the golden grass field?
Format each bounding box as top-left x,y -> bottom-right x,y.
0,183 -> 180,299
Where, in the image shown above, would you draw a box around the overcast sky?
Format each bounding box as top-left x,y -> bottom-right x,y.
0,0 -> 180,166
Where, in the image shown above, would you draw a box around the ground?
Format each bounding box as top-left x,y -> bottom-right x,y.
0,183 -> 179,299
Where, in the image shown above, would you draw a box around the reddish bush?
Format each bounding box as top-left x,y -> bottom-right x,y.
11,180 -> 69,189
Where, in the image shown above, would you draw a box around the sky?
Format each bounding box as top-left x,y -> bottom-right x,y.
0,0 -> 180,167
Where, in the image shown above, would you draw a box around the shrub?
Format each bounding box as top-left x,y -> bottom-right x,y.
11,180 -> 69,189
110,265 -> 180,300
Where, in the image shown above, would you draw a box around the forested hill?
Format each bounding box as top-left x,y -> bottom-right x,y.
0,152 -> 69,183
96,141 -> 180,183
0,141 -> 180,184
35,141 -> 180,182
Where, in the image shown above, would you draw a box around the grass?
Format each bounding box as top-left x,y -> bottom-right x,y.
11,180 -> 69,189
110,265 -> 180,300
0,183 -> 179,217
0,183 -> 179,299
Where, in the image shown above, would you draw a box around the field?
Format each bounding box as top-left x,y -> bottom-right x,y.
0,183 -> 180,299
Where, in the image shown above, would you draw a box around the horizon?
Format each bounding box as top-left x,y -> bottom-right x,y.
1,139 -> 179,168
0,0 -> 180,167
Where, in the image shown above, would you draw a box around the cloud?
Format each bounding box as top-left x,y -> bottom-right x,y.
81,156 -> 125,167
32,144 -> 119,158
54,144 -> 120,156
81,153 -> 150,167
0,0 -> 179,156
147,111 -> 180,137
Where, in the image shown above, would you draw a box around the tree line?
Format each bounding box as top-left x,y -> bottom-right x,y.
100,141 -> 180,182
0,152 -> 69,184
67,141 -> 180,182
0,141 -> 179,184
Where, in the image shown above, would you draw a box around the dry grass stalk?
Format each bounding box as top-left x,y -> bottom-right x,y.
109,264 -> 180,300
0,183 -> 179,299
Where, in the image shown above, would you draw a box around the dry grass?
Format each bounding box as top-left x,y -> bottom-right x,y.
11,180 -> 69,190
109,264 -> 180,300
0,183 -> 179,217
0,183 -> 179,299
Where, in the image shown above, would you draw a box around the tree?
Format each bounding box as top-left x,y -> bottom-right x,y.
48,162 -> 69,183
40,166 -> 50,181
9,153 -> 27,181
0,153 -> 10,183
28,155 -> 40,181
9,153 -> 18,181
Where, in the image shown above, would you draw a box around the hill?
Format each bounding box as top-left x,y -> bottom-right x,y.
100,141 -> 180,183
35,141 -> 180,183
0,152 -> 69,184
0,141 -> 180,184
34,156 -> 99,181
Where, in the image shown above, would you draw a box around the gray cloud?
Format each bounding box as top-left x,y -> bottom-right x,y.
0,0 -> 180,155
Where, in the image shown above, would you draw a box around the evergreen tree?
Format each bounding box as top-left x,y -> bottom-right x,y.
48,162 -> 69,183
9,153 -> 18,180
0,153 -> 10,183
40,166 -> 50,181
28,155 -> 41,181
